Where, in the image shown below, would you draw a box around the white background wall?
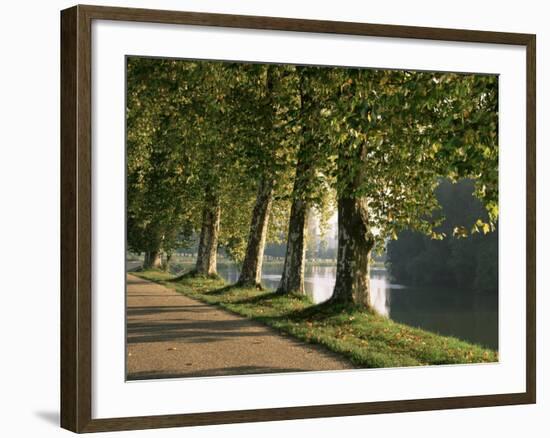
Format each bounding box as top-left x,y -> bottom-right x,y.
0,0 -> 546,437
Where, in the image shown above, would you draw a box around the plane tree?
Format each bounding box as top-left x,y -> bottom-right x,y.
277,66 -> 337,295
321,68 -> 498,307
232,64 -> 299,287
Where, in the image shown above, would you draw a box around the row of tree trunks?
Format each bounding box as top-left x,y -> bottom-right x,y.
277,169 -> 375,308
189,68 -> 373,308
238,176 -> 275,287
195,190 -> 221,276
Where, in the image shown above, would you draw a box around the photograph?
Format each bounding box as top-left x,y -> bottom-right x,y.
125,57 -> 499,380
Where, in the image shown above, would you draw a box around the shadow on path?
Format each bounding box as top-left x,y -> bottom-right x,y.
127,317 -> 267,344
126,273 -> 355,379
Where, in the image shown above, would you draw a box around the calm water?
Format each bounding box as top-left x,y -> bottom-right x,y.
217,264 -> 498,350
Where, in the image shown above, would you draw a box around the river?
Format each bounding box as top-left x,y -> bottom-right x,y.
216,263 -> 498,350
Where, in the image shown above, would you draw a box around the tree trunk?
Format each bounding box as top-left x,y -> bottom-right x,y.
195,191 -> 221,276
196,215 -> 207,271
277,149 -> 313,295
162,251 -> 172,272
277,72 -> 316,295
277,196 -> 308,294
330,142 -> 374,307
329,195 -> 374,306
238,176 -> 275,287
143,249 -> 162,269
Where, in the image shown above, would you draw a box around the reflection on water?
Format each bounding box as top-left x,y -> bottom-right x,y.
217,264 -> 498,350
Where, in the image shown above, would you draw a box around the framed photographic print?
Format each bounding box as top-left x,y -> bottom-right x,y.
60,4 -> 536,433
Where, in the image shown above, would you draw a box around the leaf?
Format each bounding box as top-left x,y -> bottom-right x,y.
453,226 -> 468,238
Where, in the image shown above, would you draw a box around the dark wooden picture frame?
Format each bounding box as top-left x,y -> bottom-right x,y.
61,4 -> 536,433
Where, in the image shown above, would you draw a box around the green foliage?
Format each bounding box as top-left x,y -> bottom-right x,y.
317,69 -> 498,245
127,57 -> 498,275
126,58 -> 197,255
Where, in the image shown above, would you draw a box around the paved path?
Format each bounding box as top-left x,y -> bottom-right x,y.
126,274 -> 353,379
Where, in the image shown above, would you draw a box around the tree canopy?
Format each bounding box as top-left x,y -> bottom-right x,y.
126,56 -> 498,307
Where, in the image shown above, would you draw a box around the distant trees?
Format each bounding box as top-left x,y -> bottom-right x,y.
127,57 -> 498,308
387,179 -> 498,292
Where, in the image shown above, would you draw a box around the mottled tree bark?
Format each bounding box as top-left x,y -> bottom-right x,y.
277,155 -> 313,295
195,191 -> 221,276
238,176 -> 275,288
162,251 -> 172,272
330,142 -> 375,307
330,195 -> 374,307
196,219 -> 207,269
143,249 -> 162,269
277,197 -> 308,295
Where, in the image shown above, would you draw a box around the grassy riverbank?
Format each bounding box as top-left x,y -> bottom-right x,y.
133,270 -> 498,368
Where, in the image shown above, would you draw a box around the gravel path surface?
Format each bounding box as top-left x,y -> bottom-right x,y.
126,274 -> 354,379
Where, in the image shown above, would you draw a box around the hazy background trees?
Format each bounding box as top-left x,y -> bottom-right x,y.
387,179 -> 498,292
